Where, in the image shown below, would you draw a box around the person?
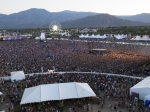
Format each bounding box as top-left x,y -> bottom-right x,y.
101,101 -> 103,108
1,97 -> 3,104
41,66 -> 44,72
8,105 -> 10,112
91,106 -> 93,111
68,107 -> 72,112
109,103 -> 112,109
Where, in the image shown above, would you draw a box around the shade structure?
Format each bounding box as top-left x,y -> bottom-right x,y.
130,77 -> 150,100
131,35 -> 150,41
11,71 -> 25,82
20,82 -> 96,105
0,92 -> 3,95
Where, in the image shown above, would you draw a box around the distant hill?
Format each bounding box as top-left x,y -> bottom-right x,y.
0,9 -> 149,29
116,13 -> 150,23
61,14 -> 149,28
0,8 -> 97,29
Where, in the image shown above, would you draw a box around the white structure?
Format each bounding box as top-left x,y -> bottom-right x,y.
60,32 -> 71,37
0,92 -> 2,95
91,29 -> 97,33
114,34 -> 127,39
35,37 -> 40,40
78,34 -> 127,39
130,77 -> 150,101
20,82 -> 96,105
80,28 -> 90,33
131,35 -> 150,41
11,71 -> 25,82
40,32 -> 45,40
48,70 -> 55,74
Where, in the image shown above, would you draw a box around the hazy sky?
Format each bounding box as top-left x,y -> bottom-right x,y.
0,0 -> 150,15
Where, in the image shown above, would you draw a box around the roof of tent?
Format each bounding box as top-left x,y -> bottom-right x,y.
130,77 -> 150,100
0,92 -> 2,95
130,77 -> 150,89
20,82 -> 96,105
131,35 -> 150,40
11,71 -> 25,82
35,37 -> 40,39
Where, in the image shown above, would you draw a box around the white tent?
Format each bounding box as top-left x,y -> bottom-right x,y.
130,77 -> 150,100
40,32 -> 45,40
131,35 -> 150,41
114,34 -> 127,39
20,82 -> 96,104
11,71 -> 25,82
0,92 -> 2,95
79,34 -> 85,38
35,37 -> 40,40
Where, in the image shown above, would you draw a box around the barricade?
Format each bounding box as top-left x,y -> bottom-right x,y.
0,71 -> 144,81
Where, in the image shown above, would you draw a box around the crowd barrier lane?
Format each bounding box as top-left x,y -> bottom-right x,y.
55,71 -> 144,79
24,72 -> 49,76
0,71 -> 144,81
0,76 -> 11,80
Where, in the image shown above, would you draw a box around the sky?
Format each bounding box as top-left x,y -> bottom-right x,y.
0,0 -> 150,15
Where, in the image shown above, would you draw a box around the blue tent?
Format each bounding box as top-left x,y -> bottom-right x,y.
145,94 -> 150,107
145,100 -> 150,107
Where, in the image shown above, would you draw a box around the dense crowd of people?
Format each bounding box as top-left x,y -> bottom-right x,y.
0,73 -> 148,112
0,38 -> 150,111
0,38 -> 149,77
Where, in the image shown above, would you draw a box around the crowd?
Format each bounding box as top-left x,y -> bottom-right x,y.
0,73 -> 148,112
0,38 -> 150,111
0,38 -> 149,77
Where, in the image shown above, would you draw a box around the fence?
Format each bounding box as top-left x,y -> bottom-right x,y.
0,71 -> 144,81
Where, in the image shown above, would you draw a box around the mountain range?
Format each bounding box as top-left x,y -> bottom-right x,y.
0,8 -> 150,29
116,13 -> 150,23
61,14 -> 148,28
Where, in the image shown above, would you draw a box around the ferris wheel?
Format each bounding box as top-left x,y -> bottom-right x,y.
49,21 -> 61,33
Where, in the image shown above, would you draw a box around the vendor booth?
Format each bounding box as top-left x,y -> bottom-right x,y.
11,71 -> 25,82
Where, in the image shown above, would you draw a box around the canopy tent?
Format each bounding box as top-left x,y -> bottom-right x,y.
35,37 -> 40,40
78,34 -> 128,39
40,32 -> 46,40
130,77 -> 150,100
11,71 -> 25,82
0,92 -> 2,95
79,34 -> 107,38
131,35 -> 150,41
114,34 -> 127,39
20,82 -> 96,105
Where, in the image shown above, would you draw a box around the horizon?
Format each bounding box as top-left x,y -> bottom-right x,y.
0,8 -> 149,16
0,0 -> 150,15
